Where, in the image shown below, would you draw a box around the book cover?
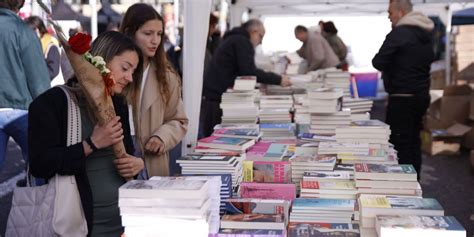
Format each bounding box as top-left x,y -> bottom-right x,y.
222,213 -> 284,223
292,198 -> 355,211
243,160 -> 291,183
223,199 -> 290,221
355,163 -> 416,174
376,215 -> 465,231
239,183 -> 296,201
213,128 -> 261,138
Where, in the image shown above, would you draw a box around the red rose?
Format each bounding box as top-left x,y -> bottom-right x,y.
68,33 -> 92,55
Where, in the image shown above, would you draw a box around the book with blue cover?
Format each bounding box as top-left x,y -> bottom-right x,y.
292,198 -> 355,211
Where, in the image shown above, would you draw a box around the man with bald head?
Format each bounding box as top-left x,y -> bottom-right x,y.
201,19 -> 291,137
372,0 -> 434,180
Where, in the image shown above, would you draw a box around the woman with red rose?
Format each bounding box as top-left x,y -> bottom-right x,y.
28,31 -> 144,236
120,3 -> 188,177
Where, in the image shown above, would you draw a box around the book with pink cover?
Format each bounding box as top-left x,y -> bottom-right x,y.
239,182 -> 296,201
243,160 -> 291,183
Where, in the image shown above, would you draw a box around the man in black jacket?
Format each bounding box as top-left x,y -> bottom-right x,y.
200,19 -> 291,137
372,0 -> 434,180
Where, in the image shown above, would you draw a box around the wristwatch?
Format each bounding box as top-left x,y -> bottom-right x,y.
85,137 -> 98,152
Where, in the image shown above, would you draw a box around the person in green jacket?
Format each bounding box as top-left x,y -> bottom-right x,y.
0,0 -> 50,173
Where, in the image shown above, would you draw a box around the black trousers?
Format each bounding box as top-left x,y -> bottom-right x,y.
386,93 -> 430,180
199,98 -> 222,138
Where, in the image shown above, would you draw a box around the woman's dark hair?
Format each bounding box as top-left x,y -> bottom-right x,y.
120,3 -> 176,106
322,21 -> 338,34
25,16 -> 48,36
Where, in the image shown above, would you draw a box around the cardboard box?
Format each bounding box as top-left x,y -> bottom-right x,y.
421,123 -> 472,156
425,85 -> 471,130
430,70 -> 446,89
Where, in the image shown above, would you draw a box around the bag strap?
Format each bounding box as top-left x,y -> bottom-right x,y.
58,86 -> 82,145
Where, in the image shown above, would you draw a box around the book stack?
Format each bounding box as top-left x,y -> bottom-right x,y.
290,198 -> 356,224
290,154 -> 337,187
338,144 -> 394,164
307,88 -> 343,114
294,140 -> 319,156
343,97 -> 374,114
289,74 -> 313,88
293,94 -> 311,124
260,95 -> 293,110
177,154 -> 243,190
221,91 -> 259,125
259,123 -> 296,140
358,194 -> 445,229
180,174 -> 233,215
288,222 -> 360,237
233,76 -> 257,91
323,70 -> 351,98
310,109 -> 351,135
118,178 -> 217,236
259,108 -> 292,124
375,215 -> 466,237
212,229 -> 285,237
300,179 -> 358,199
354,163 -> 422,196
335,120 -> 390,144
242,160 -> 291,183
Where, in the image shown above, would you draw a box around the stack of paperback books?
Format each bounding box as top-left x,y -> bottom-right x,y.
221,91 -> 259,125
375,215 -> 466,237
342,97 -> 374,114
290,198 -> 356,224
323,70 -> 351,98
358,194 -> 445,229
118,177 -> 218,236
354,163 -> 422,196
335,120 -> 390,144
177,154 -> 243,190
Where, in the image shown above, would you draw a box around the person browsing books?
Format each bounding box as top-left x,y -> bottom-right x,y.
120,3 -> 188,177
200,19 -> 291,138
29,31 -> 145,236
372,0 -> 434,180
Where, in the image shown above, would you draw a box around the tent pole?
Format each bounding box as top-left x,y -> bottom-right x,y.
90,0 -> 98,39
445,3 -> 452,86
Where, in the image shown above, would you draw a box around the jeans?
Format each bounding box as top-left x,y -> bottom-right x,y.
386,93 -> 430,180
0,109 -> 28,172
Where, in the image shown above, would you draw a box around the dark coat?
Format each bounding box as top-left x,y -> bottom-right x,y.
203,27 -> 281,102
372,25 -> 434,94
28,86 -> 134,235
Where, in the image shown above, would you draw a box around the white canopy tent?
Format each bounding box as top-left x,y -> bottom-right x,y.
180,0 -> 474,154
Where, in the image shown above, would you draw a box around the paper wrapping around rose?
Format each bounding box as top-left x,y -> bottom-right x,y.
64,46 -> 127,160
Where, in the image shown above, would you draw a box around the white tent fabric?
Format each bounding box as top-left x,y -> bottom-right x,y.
182,0 -> 211,155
